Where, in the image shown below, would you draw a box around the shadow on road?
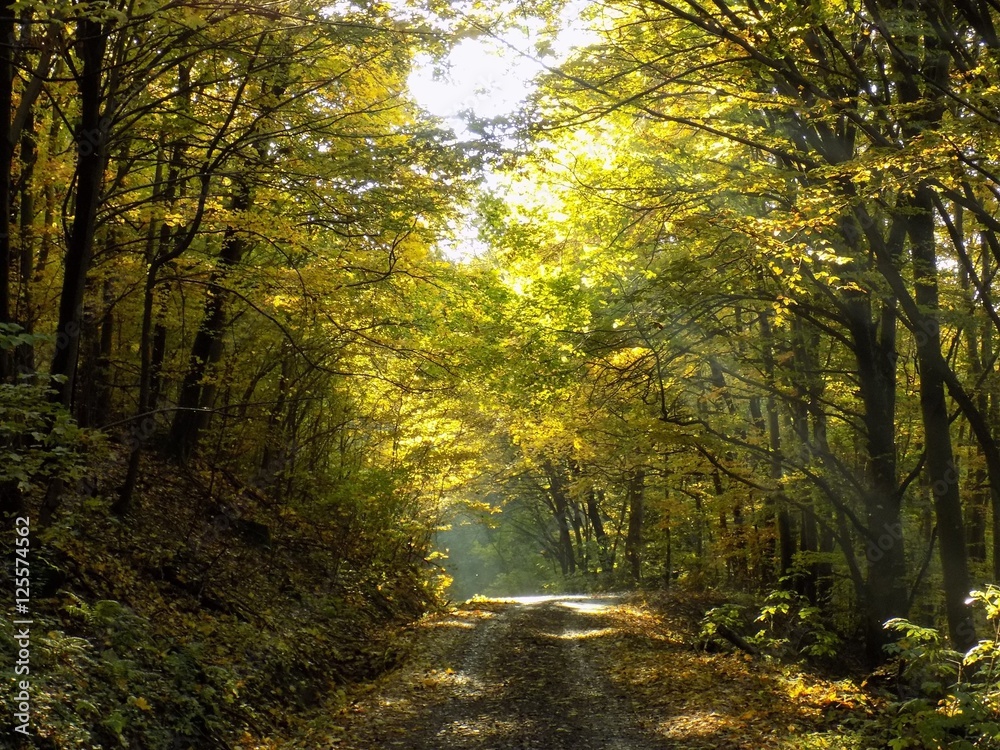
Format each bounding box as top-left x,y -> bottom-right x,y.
335,594 -> 666,750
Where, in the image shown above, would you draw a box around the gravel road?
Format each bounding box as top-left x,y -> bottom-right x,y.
334,595 -> 672,750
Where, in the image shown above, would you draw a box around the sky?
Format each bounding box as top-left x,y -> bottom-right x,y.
408,31 -> 551,133
406,4 -> 597,260
407,3 -> 595,130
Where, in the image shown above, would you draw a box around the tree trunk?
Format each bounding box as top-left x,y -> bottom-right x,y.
0,0 -> 17,380
799,503 -> 818,604
571,501 -> 586,572
624,468 -> 645,583
586,487 -> 611,572
38,16 -> 106,523
117,128 -> 188,514
663,507 -> 672,589
544,461 -> 576,576
909,184 -> 976,651
961,255 -> 989,565
77,273 -> 114,426
987,234 -> 1000,581
758,310 -> 796,583
842,268 -> 909,665
167,177 -> 251,461
50,16 -> 107,407
0,3 -> 19,513
14,107 -> 36,374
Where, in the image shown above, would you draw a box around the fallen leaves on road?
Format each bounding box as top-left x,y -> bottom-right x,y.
264,595 -> 883,750
591,595 -> 880,749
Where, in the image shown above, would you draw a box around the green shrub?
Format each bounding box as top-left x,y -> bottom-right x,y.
698,588 -> 840,660
752,588 -> 841,659
883,586 -> 1000,749
0,324 -> 101,495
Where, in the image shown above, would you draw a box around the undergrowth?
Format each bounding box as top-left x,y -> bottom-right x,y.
695,584 -> 1000,749
1,448 -> 434,749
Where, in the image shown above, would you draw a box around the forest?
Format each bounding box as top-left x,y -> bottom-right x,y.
2,0 -> 1000,748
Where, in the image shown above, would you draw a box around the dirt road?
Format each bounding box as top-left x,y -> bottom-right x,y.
332,595 -> 668,749
311,593 -> 873,750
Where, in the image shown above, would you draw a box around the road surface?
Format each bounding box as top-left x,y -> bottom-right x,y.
334,595 -> 670,749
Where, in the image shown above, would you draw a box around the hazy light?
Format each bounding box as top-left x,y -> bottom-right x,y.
558,598 -> 613,613
494,594 -> 621,608
548,627 -> 618,639
505,594 -> 562,605
424,617 -> 478,629
409,33 -> 541,128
